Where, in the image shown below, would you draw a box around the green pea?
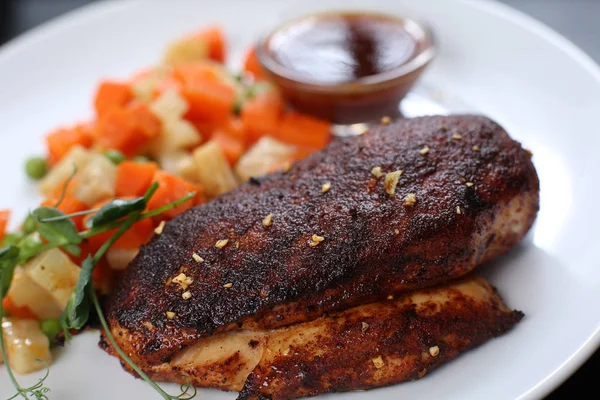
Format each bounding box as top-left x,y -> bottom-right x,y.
25,156 -> 48,180
40,319 -> 62,344
103,149 -> 126,165
132,155 -> 151,163
0,232 -> 24,247
23,215 -> 38,234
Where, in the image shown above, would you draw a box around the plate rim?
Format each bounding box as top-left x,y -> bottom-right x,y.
455,2 -> 600,398
1,0 -> 600,399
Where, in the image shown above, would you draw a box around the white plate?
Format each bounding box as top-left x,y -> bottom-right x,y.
1,0 -> 599,399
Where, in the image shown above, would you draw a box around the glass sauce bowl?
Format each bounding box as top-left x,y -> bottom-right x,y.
256,11 -> 436,126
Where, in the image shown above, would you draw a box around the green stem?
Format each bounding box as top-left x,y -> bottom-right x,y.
91,212 -> 141,265
12,190 -> 195,265
38,209 -> 99,223
79,191 -> 196,240
139,191 -> 196,219
0,287 -> 29,400
53,165 -> 78,208
89,288 -> 174,400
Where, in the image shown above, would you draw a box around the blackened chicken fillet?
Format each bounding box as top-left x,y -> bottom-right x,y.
103,115 -> 538,398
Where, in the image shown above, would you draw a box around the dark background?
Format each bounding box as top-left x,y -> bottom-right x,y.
0,0 -> 597,398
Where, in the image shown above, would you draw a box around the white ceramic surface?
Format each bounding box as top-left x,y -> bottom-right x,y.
1,0 -> 599,399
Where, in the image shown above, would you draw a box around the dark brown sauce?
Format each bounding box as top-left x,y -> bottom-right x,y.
267,13 -> 418,84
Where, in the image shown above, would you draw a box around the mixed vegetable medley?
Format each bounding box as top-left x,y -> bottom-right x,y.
0,26 -> 332,399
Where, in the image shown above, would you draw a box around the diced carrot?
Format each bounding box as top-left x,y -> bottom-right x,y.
93,109 -> 135,155
128,102 -> 162,138
115,161 -> 159,197
147,171 -> 203,219
92,258 -> 115,295
2,297 -> 38,320
294,146 -> 321,161
46,124 -> 94,165
241,90 -> 284,143
0,209 -> 10,243
79,222 -> 111,253
94,81 -> 132,116
274,112 -> 331,149
212,131 -> 245,165
221,117 -> 246,143
243,46 -> 265,81
185,119 -> 217,141
181,80 -> 236,125
93,103 -> 161,157
195,190 -> 207,206
114,218 -> 154,249
69,240 -> 94,267
194,26 -> 227,63
173,62 -> 224,86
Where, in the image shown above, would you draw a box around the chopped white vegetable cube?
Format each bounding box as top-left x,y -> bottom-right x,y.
2,318 -> 52,374
235,137 -> 296,182
131,66 -> 170,103
6,267 -> 62,319
150,119 -> 201,156
163,36 -> 208,65
39,145 -> 92,197
150,89 -> 189,121
192,141 -> 239,198
22,248 -> 80,310
158,152 -> 197,179
73,153 -> 117,206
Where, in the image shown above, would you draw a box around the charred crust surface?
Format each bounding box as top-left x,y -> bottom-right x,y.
105,115 -> 539,364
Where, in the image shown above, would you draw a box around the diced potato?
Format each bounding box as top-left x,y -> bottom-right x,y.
106,248 -> 139,270
235,137 -> 296,182
39,145 -> 92,197
131,66 -> 170,102
73,153 -> 117,206
150,89 -> 189,121
7,267 -> 62,319
150,119 -> 201,157
2,318 -> 52,374
22,248 -> 80,310
163,36 -> 208,65
192,141 -> 238,198
148,91 -> 201,156
158,152 -> 197,179
176,154 -> 202,183
40,146 -> 115,206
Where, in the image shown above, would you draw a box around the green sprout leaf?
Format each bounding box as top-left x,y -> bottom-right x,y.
32,207 -> 82,246
0,246 -> 20,300
60,256 -> 94,335
88,197 -> 147,228
1,178 -> 199,399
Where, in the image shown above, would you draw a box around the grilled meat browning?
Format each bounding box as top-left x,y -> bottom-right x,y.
105,115 -> 538,369
239,276 -> 522,400
105,276 -> 522,398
